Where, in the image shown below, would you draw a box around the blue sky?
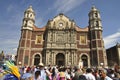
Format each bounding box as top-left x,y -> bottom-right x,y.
0,0 -> 120,54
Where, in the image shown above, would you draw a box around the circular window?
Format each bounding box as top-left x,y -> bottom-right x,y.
59,23 -> 63,27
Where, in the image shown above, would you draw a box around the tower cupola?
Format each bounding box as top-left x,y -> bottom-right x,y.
89,6 -> 102,30
22,6 -> 35,30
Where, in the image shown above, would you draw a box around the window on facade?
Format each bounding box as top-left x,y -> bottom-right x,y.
24,21 -> 27,26
30,14 -> 32,17
36,35 -> 42,44
80,35 -> 87,44
24,56 -> 28,65
96,21 -> 99,26
92,41 -> 96,48
34,54 -> 40,65
92,31 -> 96,39
81,55 -> 88,67
27,13 -> 29,18
97,31 -> 101,39
95,13 -> 98,18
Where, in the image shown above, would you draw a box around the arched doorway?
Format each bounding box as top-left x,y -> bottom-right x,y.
34,54 -> 40,65
81,55 -> 88,67
56,53 -> 65,66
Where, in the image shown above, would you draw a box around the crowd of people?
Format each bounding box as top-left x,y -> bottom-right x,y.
18,63 -> 120,80
0,61 -> 120,80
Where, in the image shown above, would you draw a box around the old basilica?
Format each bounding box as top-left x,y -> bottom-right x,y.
17,6 -> 107,67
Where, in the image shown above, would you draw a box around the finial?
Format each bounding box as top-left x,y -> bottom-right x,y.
26,5 -> 34,12
90,0 -> 98,11
29,5 -> 32,8
91,5 -> 97,11
59,13 -> 64,15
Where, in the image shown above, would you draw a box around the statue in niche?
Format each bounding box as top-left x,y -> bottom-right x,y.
37,35 -> 42,43
80,35 -> 86,44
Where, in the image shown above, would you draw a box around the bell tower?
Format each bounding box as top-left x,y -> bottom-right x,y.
17,6 -> 35,66
89,6 -> 107,67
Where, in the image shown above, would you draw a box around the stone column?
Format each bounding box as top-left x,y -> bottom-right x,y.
74,52 -> 76,65
72,52 -> 74,65
88,55 -> 90,68
55,32 -> 56,42
67,52 -> 69,65
53,52 -> 54,65
67,52 -> 70,66
46,52 -> 49,65
76,53 -> 77,65
65,52 -> 67,66
48,32 -> 50,42
103,49 -> 108,67
53,31 -> 55,42
51,52 -> 53,65
71,52 -> 73,64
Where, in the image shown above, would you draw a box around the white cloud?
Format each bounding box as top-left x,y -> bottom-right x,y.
54,0 -> 86,13
103,31 -> 120,48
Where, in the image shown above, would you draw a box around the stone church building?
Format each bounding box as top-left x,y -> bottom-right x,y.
17,6 -> 107,67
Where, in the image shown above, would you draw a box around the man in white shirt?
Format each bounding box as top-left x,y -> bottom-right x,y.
85,68 -> 96,80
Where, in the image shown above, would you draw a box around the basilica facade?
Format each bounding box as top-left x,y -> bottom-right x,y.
17,6 -> 107,67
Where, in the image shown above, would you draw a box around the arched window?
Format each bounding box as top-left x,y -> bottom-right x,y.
56,53 -> 65,66
95,12 -> 98,18
81,55 -> 88,67
30,14 -> 32,17
34,54 -> 40,66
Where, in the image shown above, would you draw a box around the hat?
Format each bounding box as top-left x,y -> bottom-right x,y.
39,63 -> 44,66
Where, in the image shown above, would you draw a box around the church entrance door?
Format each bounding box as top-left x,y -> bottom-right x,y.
34,54 -> 40,66
81,55 -> 88,67
56,53 -> 65,66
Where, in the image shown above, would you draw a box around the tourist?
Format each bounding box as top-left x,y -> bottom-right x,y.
100,69 -> 112,80
85,68 -> 95,80
72,66 -> 83,80
59,67 -> 66,80
34,70 -> 41,80
39,63 -> 46,80
21,67 -> 33,80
